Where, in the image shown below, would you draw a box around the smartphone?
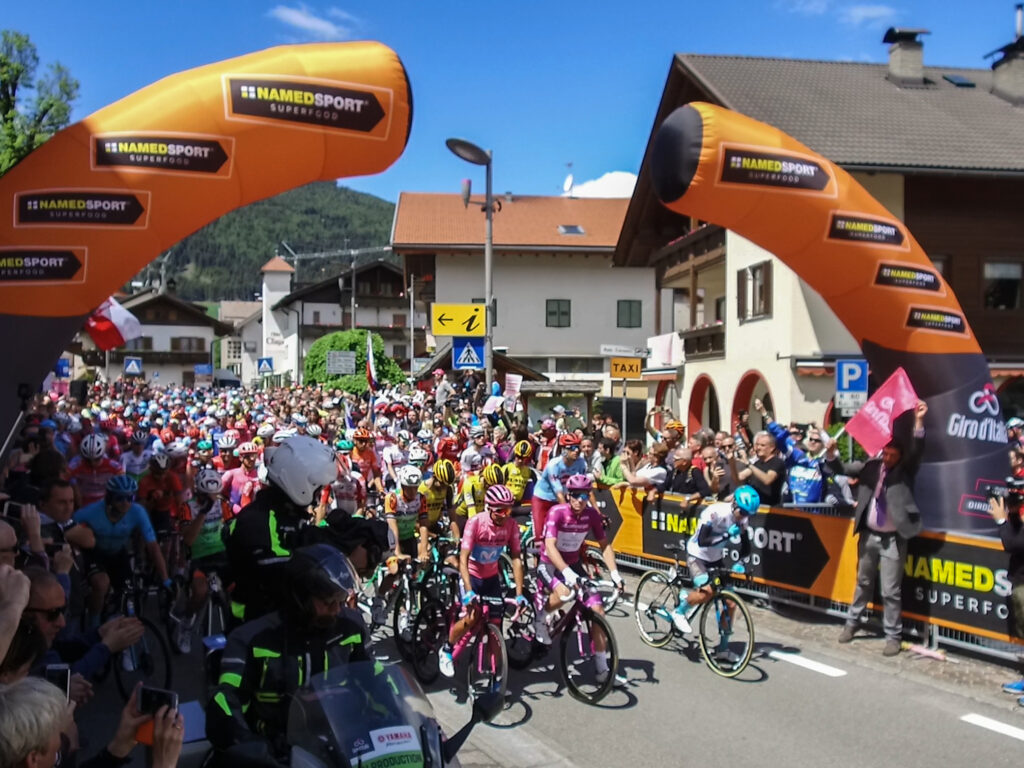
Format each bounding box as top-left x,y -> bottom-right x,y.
139,685 -> 179,715
2,501 -> 23,520
44,664 -> 70,701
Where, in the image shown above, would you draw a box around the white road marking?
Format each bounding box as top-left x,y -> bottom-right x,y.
961,713 -> 1024,742
768,650 -> 848,677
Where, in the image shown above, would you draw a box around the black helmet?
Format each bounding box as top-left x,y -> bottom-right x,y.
285,544 -> 357,627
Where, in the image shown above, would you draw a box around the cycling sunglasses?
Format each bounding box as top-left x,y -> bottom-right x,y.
110,493 -> 136,503
569,491 -> 590,500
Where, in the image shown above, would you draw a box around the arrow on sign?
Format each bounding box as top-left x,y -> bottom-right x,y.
437,313 -> 452,327
754,514 -> 829,590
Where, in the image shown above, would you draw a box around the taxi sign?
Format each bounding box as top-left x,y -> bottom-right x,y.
431,303 -> 485,337
610,357 -> 642,379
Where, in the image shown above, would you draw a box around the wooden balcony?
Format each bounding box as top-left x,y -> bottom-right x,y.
680,324 -> 725,361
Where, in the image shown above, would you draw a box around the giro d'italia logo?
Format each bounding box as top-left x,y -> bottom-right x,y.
228,77 -> 387,134
968,383 -> 1000,416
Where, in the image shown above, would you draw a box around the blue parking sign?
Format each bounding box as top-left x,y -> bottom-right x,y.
835,359 -> 869,416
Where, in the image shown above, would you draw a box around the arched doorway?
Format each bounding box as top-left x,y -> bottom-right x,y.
732,369 -> 773,434
688,375 -> 720,435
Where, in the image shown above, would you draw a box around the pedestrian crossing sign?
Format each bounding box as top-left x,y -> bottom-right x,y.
123,357 -> 143,376
257,357 -> 274,375
453,336 -> 484,370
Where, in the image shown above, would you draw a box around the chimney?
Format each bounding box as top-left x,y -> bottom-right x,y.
883,27 -> 930,86
988,4 -> 1024,105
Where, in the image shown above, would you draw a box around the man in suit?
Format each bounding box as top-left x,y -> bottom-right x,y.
833,400 -> 927,657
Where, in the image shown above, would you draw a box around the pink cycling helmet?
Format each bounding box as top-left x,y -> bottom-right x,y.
565,474 -> 592,492
484,484 -> 515,509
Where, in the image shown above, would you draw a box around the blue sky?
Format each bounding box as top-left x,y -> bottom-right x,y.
5,1 -> 1018,203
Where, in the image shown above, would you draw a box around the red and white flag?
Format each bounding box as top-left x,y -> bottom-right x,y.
366,330 -> 379,392
84,297 -> 142,351
845,366 -> 919,456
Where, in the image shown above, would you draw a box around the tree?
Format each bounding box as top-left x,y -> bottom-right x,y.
304,329 -> 405,394
0,30 -> 79,175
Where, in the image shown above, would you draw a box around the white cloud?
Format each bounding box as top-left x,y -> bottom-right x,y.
267,4 -> 358,40
776,0 -> 831,15
562,171 -> 637,199
839,4 -> 897,27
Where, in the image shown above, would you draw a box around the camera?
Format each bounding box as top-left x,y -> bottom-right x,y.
2,501 -> 23,520
44,664 -> 70,701
983,476 -> 1024,501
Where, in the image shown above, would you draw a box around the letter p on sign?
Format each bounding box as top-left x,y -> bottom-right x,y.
837,360 -> 868,392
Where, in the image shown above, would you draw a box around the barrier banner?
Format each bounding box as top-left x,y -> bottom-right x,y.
606,490 -> 1020,644
0,42 -> 412,440
649,103 -> 1007,534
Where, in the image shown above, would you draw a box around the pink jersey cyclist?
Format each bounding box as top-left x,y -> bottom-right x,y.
539,502 -> 604,569
461,505 -> 521,580
221,465 -> 260,513
69,456 -> 125,506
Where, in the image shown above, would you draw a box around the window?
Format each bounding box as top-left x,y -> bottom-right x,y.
930,255 -> 948,276
511,356 -> 550,372
617,300 -> 642,328
393,344 -> 407,360
554,357 -> 605,374
170,337 -> 205,352
558,224 -> 585,235
392,313 -> 407,328
546,299 -> 571,328
736,261 -> 773,321
124,336 -> 153,351
983,261 -> 1021,310
227,339 -> 242,359
312,310 -> 321,325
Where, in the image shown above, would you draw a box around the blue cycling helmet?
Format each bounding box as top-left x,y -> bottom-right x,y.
106,475 -> 139,496
732,485 -> 760,515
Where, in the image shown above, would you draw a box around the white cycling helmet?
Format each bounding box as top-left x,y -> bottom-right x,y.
150,453 -> 170,470
266,435 -> 337,507
257,424 -> 276,440
80,433 -> 106,460
408,445 -> 429,466
272,429 -> 295,444
166,441 -> 189,459
398,465 -> 422,488
376,416 -> 390,429
218,433 -> 237,450
306,423 -> 323,438
195,469 -> 223,495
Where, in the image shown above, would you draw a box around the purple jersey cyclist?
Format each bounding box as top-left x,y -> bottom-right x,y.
534,474 -> 624,681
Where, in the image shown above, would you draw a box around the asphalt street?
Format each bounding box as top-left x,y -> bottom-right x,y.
74,576 -> 1024,768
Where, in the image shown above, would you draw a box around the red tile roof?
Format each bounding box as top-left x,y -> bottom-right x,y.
261,255 -> 295,273
392,193 -> 628,249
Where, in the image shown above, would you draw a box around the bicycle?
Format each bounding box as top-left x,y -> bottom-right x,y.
412,592 -> 517,702
101,561 -> 174,700
506,577 -> 619,705
633,540 -> 755,678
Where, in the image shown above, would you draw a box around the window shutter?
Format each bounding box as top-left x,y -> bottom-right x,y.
736,268 -> 747,321
763,261 -> 773,316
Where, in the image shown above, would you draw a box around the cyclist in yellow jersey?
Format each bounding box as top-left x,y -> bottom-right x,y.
505,440 -> 537,503
454,452 -> 485,524
418,458 -> 459,566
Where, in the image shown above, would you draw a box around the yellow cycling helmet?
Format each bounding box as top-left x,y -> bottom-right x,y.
432,458 -> 456,486
513,440 -> 535,460
482,463 -> 506,487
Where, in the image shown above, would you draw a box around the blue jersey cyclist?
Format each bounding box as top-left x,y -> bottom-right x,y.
672,485 -> 759,653
73,474 -> 172,625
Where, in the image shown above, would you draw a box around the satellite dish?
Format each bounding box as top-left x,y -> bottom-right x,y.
461,178 -> 472,208
562,173 -> 574,194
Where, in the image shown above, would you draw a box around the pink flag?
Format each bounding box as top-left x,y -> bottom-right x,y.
845,367 -> 919,456
84,297 -> 142,351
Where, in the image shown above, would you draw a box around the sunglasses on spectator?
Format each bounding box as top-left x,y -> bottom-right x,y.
25,604 -> 67,622
721,442 -> 735,448
807,437 -> 823,443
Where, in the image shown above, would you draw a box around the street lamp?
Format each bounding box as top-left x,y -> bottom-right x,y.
446,137 -> 494,393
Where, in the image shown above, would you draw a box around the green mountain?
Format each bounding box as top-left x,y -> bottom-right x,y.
143,181 -> 396,301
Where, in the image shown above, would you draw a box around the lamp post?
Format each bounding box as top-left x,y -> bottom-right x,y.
445,137 -> 494,393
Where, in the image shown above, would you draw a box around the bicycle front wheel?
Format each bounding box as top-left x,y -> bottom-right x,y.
697,589 -> 754,678
392,580 -> 420,661
114,616 -> 173,700
633,570 -> 678,648
559,610 -> 618,705
584,546 -> 620,612
465,621 -> 508,703
411,600 -> 447,685
505,600 -> 536,670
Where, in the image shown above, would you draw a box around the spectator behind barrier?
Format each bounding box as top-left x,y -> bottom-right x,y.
988,481 -> 1024,705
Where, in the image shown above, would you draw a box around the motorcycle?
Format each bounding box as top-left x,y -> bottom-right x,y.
207,661 -> 501,768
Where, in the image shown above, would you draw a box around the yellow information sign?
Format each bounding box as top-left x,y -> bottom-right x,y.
610,357 -> 642,379
431,303 -> 486,337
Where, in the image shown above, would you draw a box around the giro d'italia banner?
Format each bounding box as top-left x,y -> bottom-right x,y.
649,103 -> 1007,534
0,42 -> 412,439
